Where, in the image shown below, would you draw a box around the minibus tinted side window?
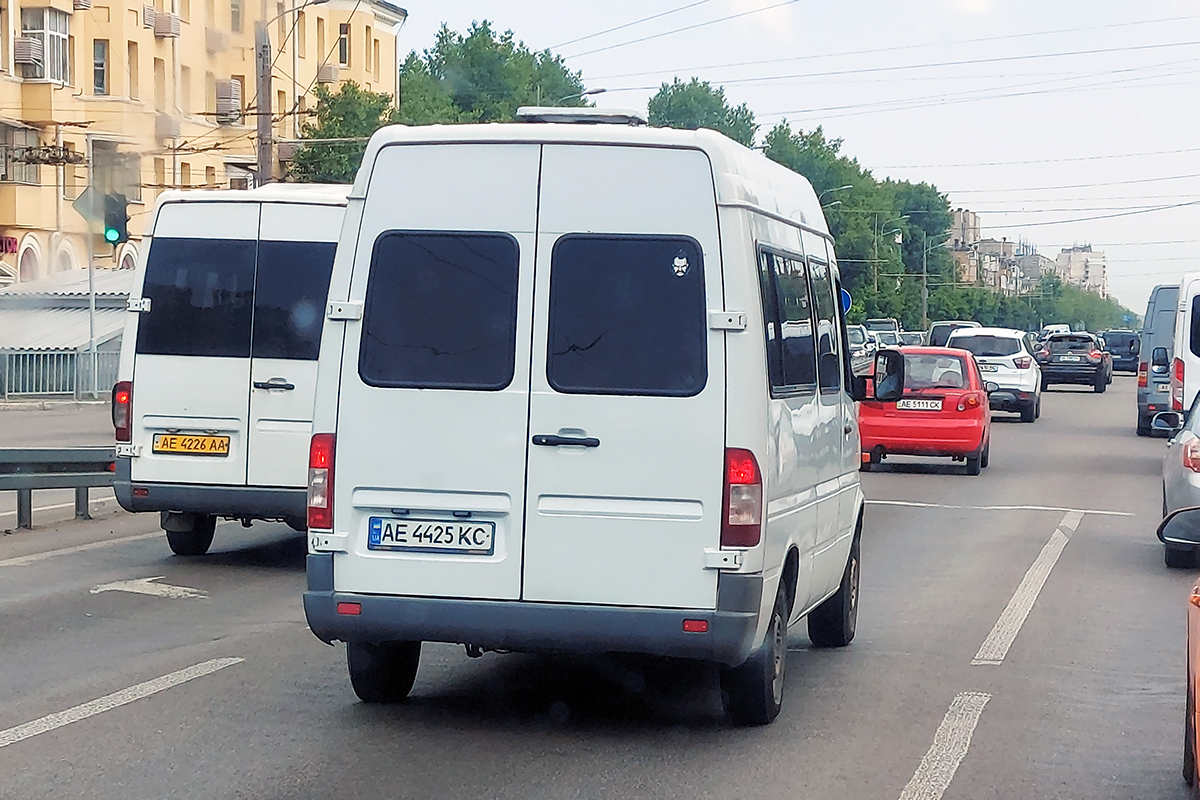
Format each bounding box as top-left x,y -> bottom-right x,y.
1191,296 -> 1200,359
359,232 -> 519,390
757,250 -> 784,389
773,254 -> 818,388
135,237 -> 256,357
810,259 -> 841,393
252,240 -> 337,361
548,235 -> 706,397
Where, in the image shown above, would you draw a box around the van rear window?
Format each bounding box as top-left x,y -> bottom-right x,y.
252,240 -> 337,361
1191,297 -> 1200,359
359,232 -> 519,390
547,235 -> 706,397
135,238 -> 255,358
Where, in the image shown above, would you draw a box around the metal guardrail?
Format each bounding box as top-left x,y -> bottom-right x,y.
0,447 -> 116,529
0,351 -> 121,400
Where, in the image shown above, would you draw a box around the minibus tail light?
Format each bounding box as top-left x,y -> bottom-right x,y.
722,448 -> 762,548
1174,358 -> 1185,411
112,381 -> 132,442
1138,362 -> 1148,388
308,433 -> 335,530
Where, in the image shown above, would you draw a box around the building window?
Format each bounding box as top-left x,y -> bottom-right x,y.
205,165 -> 215,186
127,41 -> 138,98
296,10 -> 305,57
230,0 -> 241,32
0,125 -> 39,184
180,0 -> 190,21
363,25 -> 370,71
276,89 -> 286,133
180,65 -> 191,114
338,22 -> 348,66
20,8 -> 70,82
92,39 -> 108,95
205,71 -> 216,114
373,38 -> 380,81
153,57 -> 165,112
180,162 -> 191,187
276,2 -> 286,42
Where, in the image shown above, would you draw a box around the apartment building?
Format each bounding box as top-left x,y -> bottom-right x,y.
0,0 -> 405,283
1055,245 -> 1108,298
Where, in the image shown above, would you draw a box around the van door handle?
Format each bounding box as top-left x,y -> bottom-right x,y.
843,423 -> 854,434
253,379 -> 295,391
532,434 -> 600,448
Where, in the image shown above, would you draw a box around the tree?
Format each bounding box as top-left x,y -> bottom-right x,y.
290,81 -> 397,183
648,78 -> 757,147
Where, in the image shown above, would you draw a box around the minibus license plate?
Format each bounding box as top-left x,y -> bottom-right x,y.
152,434 -> 230,456
897,398 -> 942,411
368,518 -> 495,555
1159,384 -> 1170,392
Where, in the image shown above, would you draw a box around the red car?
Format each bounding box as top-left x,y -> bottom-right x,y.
859,346 -> 993,475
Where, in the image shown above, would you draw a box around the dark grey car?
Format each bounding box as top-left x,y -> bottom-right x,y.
1137,284 -> 1179,436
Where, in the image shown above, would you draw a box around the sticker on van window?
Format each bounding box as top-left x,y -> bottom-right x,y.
672,252 -> 690,277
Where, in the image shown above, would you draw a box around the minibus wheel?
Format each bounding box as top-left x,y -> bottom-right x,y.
348,640 -> 422,704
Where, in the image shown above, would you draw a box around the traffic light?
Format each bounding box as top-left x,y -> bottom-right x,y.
102,193 -> 129,244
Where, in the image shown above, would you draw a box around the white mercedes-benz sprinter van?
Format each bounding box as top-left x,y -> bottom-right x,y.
113,185 -> 349,555
302,110 -> 902,725
1172,273 -> 1200,414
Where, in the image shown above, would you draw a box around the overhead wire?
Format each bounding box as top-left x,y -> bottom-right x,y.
549,0 -> 712,49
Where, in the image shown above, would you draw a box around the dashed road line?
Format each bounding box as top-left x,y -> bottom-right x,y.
91,576 -> 207,600
866,500 -> 1131,517
972,511 -> 1079,665
0,657 -> 243,749
897,691 -> 992,800
0,531 -> 161,568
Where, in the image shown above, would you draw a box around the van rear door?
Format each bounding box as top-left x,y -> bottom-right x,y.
246,204 -> 339,489
130,203 -> 258,487
331,144 -> 541,601
521,145 -> 726,610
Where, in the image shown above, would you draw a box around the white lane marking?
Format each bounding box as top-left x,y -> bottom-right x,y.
0,657 -> 242,749
897,691 -> 992,800
91,576 -> 206,600
1060,510 -> 1084,531
867,500 -> 1131,517
0,531 -> 161,568
0,496 -> 119,520
972,529 -> 1071,665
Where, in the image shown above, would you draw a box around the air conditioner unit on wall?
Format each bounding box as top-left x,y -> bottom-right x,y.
155,114 -> 180,140
215,79 -> 242,124
316,64 -> 339,83
142,5 -> 155,28
13,37 -> 43,66
153,12 -> 180,37
205,28 -> 228,54
73,0 -> 93,10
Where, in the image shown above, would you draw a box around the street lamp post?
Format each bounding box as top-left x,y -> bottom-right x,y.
920,229 -> 951,329
818,184 -> 852,204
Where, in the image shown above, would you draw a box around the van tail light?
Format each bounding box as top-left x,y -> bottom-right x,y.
1138,362 -> 1148,388
1173,358 -> 1185,411
112,381 -> 132,442
1014,356 -> 1032,370
308,433 -> 335,530
1184,440 -> 1200,473
722,448 -> 762,548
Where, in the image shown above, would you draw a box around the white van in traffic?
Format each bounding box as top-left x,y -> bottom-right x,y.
301,112 -> 902,725
1171,273 -> 1200,414
113,185 -> 349,555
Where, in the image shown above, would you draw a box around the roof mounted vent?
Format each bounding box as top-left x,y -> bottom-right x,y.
515,107 -> 648,126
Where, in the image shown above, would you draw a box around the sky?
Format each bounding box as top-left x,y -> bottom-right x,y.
396,0 -> 1200,313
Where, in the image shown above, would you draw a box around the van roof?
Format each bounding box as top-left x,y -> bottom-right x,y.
154,184 -> 351,207
353,123 -> 830,237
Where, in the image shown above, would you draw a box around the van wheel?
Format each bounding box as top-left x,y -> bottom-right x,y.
1138,414 -> 1152,437
808,534 -> 860,648
721,588 -> 788,726
1166,547 -> 1197,570
165,515 -> 216,556
347,641 -> 422,704
966,453 -> 982,476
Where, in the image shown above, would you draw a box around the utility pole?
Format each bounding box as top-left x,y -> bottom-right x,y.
255,19 -> 273,184
921,231 -> 929,330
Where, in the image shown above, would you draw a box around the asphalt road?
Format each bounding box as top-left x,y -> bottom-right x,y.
0,375 -> 1191,800
0,403 -> 113,447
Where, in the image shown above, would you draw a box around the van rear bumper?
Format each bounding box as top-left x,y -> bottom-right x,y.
303,557 -> 763,667
113,457 -> 306,519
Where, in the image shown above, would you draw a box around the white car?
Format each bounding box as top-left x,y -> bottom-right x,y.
301,111 -> 903,725
946,326 -> 1042,422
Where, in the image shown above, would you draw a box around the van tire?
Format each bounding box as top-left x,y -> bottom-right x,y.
165,515 -> 216,556
808,534 -> 860,648
721,589 -> 788,726
1138,414 -> 1152,437
347,641 -> 422,704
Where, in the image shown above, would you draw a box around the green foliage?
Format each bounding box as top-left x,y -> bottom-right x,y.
647,78 -> 757,147
290,81 -> 398,183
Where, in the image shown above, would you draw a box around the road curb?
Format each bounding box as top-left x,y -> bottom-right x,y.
0,400 -> 108,411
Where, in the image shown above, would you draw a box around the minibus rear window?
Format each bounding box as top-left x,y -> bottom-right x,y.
135,237 -> 255,358
548,235 -> 707,397
1191,297 -> 1200,359
359,232 -> 519,390
252,240 -> 337,361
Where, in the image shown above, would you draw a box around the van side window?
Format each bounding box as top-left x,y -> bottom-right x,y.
757,248 -> 818,394
547,235 -> 707,397
809,258 -> 842,393
359,232 -> 520,391
135,238 -> 256,357
252,240 -> 337,361
1191,296 -> 1200,359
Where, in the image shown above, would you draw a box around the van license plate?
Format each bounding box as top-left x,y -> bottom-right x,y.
152,434 -> 230,456
896,398 -> 942,411
368,518 -> 495,555
1159,384 -> 1171,392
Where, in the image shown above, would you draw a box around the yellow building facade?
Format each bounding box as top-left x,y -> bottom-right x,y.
0,0 -> 404,283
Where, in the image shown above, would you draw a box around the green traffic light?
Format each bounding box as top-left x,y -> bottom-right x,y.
104,228 -> 120,243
